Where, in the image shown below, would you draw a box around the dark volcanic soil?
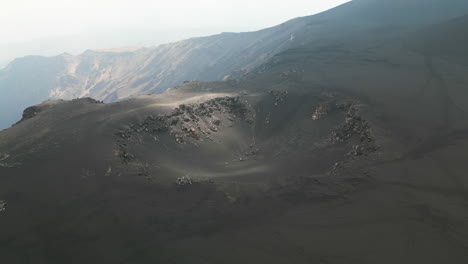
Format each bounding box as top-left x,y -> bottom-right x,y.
0,82 -> 467,263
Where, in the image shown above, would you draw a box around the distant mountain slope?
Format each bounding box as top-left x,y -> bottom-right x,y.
0,19 -> 308,129
1,0 -> 468,130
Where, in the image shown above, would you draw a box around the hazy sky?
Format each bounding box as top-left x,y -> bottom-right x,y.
0,0 -> 350,68
1,0 -> 349,44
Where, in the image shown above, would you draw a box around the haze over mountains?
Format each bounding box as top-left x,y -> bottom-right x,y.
0,17 -> 307,129
1,0 -> 468,263
0,27 -> 236,69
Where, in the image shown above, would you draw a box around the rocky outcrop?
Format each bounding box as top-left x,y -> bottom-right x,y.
311,96 -> 379,174
176,176 -> 193,186
14,100 -> 64,124
116,96 -> 254,163
331,102 -> 377,155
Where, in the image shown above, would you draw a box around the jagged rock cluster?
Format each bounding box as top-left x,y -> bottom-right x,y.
115,97 -> 253,163
329,103 -> 378,159
312,94 -> 343,120
176,176 -> 193,186
312,103 -> 332,120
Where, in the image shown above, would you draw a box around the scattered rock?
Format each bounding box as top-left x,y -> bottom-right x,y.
348,143 -> 378,159
116,96 -> 253,149
72,97 -> 103,104
312,103 -> 332,120
333,162 -> 342,171
329,103 -> 372,144
327,101 -> 378,161
105,166 -> 112,177
244,144 -> 260,158
118,148 -> 134,164
265,112 -> 271,125
0,200 -> 6,212
212,119 -> 221,126
176,176 -> 193,186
